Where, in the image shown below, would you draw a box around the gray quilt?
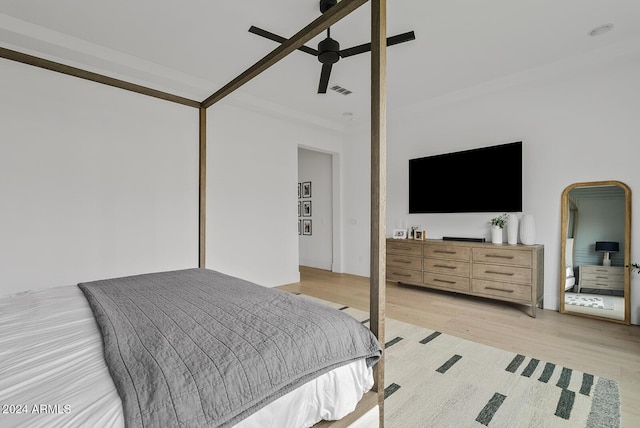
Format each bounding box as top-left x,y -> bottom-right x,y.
78,268 -> 381,428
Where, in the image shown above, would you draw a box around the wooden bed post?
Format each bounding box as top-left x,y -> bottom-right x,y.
371,0 -> 387,425
199,107 -> 207,268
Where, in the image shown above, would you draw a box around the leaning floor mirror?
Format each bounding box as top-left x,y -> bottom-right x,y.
560,180 -> 631,324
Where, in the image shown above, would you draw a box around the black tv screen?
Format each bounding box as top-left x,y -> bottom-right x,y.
409,142 -> 522,213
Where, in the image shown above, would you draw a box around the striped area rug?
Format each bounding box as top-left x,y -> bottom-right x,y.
299,295 -> 621,428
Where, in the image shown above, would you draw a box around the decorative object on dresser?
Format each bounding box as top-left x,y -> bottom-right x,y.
519,213 -> 536,245
393,229 -> 408,239
489,213 -> 508,244
507,213 -> 519,245
414,230 -> 425,240
408,225 -> 421,239
387,238 -> 544,317
577,265 -> 624,293
595,241 -> 619,266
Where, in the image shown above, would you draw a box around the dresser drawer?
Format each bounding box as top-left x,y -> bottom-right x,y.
387,240 -> 423,256
387,255 -> 422,270
423,272 -> 470,292
424,258 -> 470,277
579,279 -> 624,290
472,248 -> 532,267
580,272 -> 624,283
387,268 -> 423,283
425,245 -> 470,261
580,266 -> 624,279
472,279 -> 532,301
472,263 -> 532,285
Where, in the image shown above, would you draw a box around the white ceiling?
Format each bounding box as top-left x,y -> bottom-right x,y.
1,0 -> 639,130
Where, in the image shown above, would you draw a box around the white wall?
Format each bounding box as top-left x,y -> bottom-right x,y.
342,53 -> 640,323
298,148 -> 333,270
205,102 -> 344,287
0,59 -> 199,296
341,128 -> 372,277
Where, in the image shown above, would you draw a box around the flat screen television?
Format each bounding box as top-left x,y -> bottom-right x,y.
409,141 -> 522,213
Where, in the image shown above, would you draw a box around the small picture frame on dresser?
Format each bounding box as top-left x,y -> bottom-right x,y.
392,229 -> 407,239
414,230 -> 425,240
408,225 -> 421,239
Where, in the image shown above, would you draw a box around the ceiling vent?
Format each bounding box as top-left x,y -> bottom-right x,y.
330,85 -> 352,95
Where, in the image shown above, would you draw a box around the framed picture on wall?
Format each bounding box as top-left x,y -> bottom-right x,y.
298,183 -> 301,199
298,219 -> 301,235
302,200 -> 312,217
298,201 -> 301,217
303,219 -> 312,235
302,181 -> 312,198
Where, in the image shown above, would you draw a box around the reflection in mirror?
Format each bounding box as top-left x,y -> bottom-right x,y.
560,181 -> 631,324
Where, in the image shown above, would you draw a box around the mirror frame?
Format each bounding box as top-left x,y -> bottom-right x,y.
560,180 -> 631,324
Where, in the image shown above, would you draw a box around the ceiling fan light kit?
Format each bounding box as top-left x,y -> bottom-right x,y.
249,0 -> 416,94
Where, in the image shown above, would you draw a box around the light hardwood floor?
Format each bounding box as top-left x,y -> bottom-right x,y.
278,267 -> 640,426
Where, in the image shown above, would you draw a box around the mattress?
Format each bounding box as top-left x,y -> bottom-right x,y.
0,284 -> 373,428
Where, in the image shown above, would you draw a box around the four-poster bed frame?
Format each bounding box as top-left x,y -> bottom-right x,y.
0,0 -> 387,425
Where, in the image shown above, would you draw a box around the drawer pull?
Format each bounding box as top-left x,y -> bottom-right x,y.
595,276 -> 608,279
434,264 -> 456,269
434,278 -> 457,285
484,286 -> 514,293
392,272 -> 412,277
484,254 -> 515,260
485,270 -> 514,276
392,259 -> 413,264
434,250 -> 457,254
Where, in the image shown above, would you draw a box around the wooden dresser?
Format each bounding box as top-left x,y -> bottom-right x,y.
577,265 -> 624,293
387,238 -> 544,317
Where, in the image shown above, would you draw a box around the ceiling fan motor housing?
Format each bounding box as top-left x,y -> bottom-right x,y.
320,0 -> 337,14
318,37 -> 340,64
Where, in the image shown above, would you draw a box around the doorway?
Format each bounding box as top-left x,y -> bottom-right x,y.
298,148 -> 334,271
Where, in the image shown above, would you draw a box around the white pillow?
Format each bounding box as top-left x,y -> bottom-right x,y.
566,266 -> 574,278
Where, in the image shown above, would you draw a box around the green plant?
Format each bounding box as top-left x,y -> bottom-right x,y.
627,263 -> 640,274
489,213 -> 508,229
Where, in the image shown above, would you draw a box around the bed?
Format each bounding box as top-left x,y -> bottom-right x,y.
0,269 -> 381,427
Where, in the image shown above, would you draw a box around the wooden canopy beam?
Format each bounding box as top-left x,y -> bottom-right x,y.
200,0 -> 368,109
0,46 -> 201,108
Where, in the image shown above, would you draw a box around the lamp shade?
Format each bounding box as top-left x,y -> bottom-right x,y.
595,241 -> 619,253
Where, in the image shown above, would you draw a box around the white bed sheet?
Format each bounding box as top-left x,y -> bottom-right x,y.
0,285 -> 373,428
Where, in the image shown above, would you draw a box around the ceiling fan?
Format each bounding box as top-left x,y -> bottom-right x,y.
249,0 -> 416,94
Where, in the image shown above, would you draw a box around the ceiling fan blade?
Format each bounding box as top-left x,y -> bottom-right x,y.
387,31 -> 416,47
339,42 -> 371,58
318,63 -> 333,94
249,26 -> 319,56
340,30 -> 416,58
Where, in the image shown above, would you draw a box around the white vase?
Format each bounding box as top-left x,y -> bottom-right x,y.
520,214 -> 536,245
507,214 -> 519,245
491,226 -> 502,244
